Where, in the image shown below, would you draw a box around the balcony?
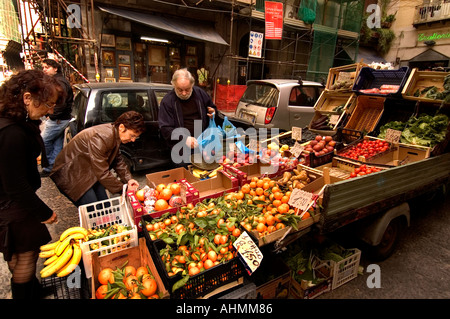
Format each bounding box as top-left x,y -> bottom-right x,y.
414,0 -> 450,25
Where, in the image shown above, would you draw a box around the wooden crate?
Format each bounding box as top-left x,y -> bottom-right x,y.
325,62 -> 368,91
402,68 -> 450,104
314,91 -> 357,113
344,95 -> 385,133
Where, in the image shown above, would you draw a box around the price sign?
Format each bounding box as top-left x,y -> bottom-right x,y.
289,141 -> 304,158
329,114 -> 340,125
233,231 -> 263,275
288,188 -> 314,211
292,126 -> 302,141
385,129 -> 402,144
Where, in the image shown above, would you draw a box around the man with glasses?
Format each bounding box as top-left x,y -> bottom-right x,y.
158,68 -> 217,166
40,58 -> 74,177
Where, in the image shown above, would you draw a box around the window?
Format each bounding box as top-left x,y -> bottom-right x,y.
241,83 -> 279,108
289,86 -> 318,106
101,91 -> 152,121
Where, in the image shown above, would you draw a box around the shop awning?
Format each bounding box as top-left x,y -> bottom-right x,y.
98,6 -> 229,46
344,46 -> 386,63
409,49 -> 449,62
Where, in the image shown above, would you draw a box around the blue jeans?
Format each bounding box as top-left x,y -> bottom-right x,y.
41,119 -> 70,172
74,182 -> 108,207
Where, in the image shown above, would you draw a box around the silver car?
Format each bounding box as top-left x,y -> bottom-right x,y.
231,79 -> 324,131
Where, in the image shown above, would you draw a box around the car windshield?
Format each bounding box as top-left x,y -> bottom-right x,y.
240,83 -> 279,108
101,91 -> 153,121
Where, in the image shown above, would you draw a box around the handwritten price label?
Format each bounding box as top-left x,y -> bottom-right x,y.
385,129 -> 402,144
233,231 -> 263,275
288,188 -> 314,211
292,127 -> 302,141
290,141 -> 305,158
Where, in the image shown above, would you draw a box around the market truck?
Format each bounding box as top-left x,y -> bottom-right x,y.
303,150 -> 449,261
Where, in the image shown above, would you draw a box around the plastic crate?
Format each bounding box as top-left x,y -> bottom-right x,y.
151,239 -> 245,299
78,196 -> 138,278
352,67 -> 410,97
41,272 -> 90,299
331,248 -> 361,290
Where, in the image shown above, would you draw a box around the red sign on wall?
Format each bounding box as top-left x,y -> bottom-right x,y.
265,1 -> 283,40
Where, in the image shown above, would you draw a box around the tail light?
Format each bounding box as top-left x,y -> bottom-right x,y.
265,107 -> 276,124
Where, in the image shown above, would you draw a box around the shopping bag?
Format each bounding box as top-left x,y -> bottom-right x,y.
196,116 -> 223,164
221,116 -> 239,138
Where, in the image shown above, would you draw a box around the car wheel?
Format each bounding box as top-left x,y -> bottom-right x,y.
367,217 -> 403,262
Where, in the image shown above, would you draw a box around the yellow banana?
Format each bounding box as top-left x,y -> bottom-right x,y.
43,254 -> 58,266
59,226 -> 88,242
40,241 -> 59,252
40,244 -> 73,278
55,236 -> 73,257
39,249 -> 55,259
208,166 -> 222,178
56,244 -> 82,277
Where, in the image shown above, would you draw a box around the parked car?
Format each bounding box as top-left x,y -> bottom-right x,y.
230,79 -> 324,131
66,82 -> 174,172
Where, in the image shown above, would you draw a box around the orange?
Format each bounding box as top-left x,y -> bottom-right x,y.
276,223 -> 286,230
301,212 -> 311,220
256,179 -> 264,188
232,228 -> 241,237
135,189 -> 146,202
98,267 -> 114,285
204,259 -> 214,270
256,223 -> 267,233
241,184 -> 250,194
249,181 -> 257,189
141,278 -> 158,297
189,266 -> 200,276
273,192 -> 283,200
277,203 -> 290,214
281,195 -> 290,203
255,187 -> 264,196
159,188 -> 173,201
156,184 -> 166,193
262,182 -> 270,190
272,199 -> 282,207
124,265 -> 136,277
136,266 -> 149,278
155,199 -> 169,211
272,186 -> 281,194
214,234 -> 222,245
170,183 -> 181,195
265,214 -> 275,226
146,223 -> 154,232
207,250 -> 218,262
95,284 -> 108,299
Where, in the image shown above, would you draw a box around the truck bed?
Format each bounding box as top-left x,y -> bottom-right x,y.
319,152 -> 450,233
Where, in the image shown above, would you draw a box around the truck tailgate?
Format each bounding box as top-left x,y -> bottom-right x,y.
320,152 -> 450,232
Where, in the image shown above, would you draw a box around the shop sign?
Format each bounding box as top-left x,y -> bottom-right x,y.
264,1 -> 283,40
249,31 -> 264,58
418,32 -> 450,42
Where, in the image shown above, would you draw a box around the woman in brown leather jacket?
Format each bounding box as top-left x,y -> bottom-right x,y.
50,111 -> 145,207
0,69 -> 63,299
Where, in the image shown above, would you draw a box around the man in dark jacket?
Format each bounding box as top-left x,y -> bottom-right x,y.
40,59 -> 74,177
158,68 -> 217,165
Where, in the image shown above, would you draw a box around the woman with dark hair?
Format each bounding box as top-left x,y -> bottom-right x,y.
50,111 -> 145,207
0,69 -> 63,299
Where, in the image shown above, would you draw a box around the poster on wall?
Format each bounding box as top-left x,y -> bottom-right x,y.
265,1 -> 283,40
248,31 -> 263,58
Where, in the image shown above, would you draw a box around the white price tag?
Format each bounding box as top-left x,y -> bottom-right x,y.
288,188 -> 314,211
292,127 -> 302,141
385,129 -> 402,144
289,141 -> 305,158
233,231 -> 263,275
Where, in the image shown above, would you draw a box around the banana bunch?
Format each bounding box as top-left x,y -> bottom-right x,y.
39,226 -> 88,278
192,166 -> 222,179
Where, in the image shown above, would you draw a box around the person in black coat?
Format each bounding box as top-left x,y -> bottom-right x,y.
158,68 -> 217,166
0,69 -> 63,299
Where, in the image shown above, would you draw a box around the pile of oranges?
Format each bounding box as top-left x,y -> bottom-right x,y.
153,183 -> 181,212
95,263 -> 161,299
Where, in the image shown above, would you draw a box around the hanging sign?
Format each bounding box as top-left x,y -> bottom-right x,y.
265,1 -> 283,40
249,31 -> 263,58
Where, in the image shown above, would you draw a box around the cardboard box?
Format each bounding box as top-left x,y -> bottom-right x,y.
222,161 -> 284,186
361,143 -> 430,167
290,258 -> 332,299
145,167 -> 197,188
190,169 -> 239,201
254,256 -> 291,299
91,237 -> 169,299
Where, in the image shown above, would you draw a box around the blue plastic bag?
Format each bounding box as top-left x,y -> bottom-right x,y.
222,116 -> 239,138
196,116 -> 223,163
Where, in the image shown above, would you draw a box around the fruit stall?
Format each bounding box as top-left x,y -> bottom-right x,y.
37,66 -> 450,300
